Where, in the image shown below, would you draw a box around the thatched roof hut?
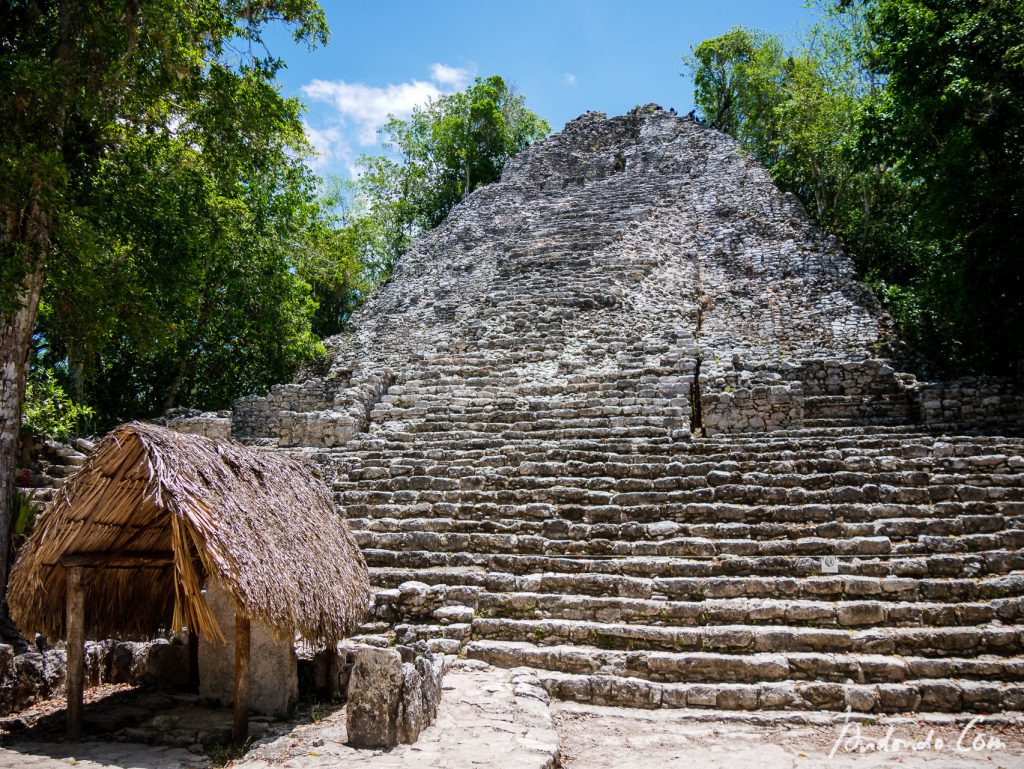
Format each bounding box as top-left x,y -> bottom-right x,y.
8,422 -> 370,645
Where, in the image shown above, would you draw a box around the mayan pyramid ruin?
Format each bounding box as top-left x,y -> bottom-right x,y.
188,106 -> 1024,715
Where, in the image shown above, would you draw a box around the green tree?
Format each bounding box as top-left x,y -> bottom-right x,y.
686,27 -> 787,138
0,0 -> 327,603
360,75 -> 550,260
297,185 -> 385,339
22,367 -> 94,441
38,120 -> 329,423
860,0 -> 1024,372
685,13 -> 880,234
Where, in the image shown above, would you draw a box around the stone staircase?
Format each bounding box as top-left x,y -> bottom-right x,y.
298,423 -> 1024,715
14,438 -> 92,506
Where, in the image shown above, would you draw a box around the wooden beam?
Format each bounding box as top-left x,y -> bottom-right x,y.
59,551 -> 174,569
233,612 -> 251,743
65,566 -> 85,739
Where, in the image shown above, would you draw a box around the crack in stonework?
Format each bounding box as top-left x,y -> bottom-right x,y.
690,242 -> 705,436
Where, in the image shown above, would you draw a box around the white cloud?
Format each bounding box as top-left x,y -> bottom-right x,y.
430,63 -> 472,89
301,63 -> 475,177
564,73 -> 577,86
303,78 -> 443,146
303,122 -> 358,176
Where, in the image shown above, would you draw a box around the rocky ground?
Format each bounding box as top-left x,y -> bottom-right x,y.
0,662 -> 558,769
553,702 -> 1024,769
2,665 -> 1021,769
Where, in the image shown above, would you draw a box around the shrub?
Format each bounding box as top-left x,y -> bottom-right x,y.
22,369 -> 94,441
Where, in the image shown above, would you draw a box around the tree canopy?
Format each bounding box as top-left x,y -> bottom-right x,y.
354,75 -> 550,275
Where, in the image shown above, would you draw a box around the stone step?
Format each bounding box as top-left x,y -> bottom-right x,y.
352,529 -> 1024,558
330,439 -> 1024,463
352,427 -> 1024,447
335,444 -> 1024,468
465,639 -> 1024,689
337,485 -> 1024,512
335,453 -> 1024,480
343,501 -> 1024,529
12,485 -> 55,503
382,426 -> 675,442
17,473 -> 63,489
535,669 -> 1024,713
334,467 -> 1024,493
369,566 -> 1024,604
469,616 -> 1024,655
311,437 -> 1024,467
348,515 -> 1023,544
362,549 -> 1024,579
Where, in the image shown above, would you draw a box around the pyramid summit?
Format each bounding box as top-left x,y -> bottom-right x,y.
180,107 -> 1024,716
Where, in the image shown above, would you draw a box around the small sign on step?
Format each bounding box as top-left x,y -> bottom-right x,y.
820,555 -> 839,574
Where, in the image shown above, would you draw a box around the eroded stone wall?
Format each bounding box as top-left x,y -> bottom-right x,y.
0,640 -> 189,716
920,378 -> 1024,427
197,580 -> 297,717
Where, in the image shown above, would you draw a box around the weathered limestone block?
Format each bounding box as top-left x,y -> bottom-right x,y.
345,645 -> 447,749
198,580 -> 297,717
416,654 -> 443,720
396,662 -> 426,743
345,647 -> 404,748
160,408 -> 232,439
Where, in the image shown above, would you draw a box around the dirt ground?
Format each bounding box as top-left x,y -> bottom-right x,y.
552,703 -> 1024,769
0,663 -> 559,769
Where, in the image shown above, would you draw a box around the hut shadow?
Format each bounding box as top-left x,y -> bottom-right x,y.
2,683 -> 347,766
0,738 -> 205,769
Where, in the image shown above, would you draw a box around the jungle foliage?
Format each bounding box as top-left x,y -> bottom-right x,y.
353,75 -> 551,278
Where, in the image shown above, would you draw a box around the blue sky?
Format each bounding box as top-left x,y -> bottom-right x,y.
263,1 -> 817,178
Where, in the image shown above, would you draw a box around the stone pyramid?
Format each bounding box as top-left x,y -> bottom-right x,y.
212,107 -> 1024,715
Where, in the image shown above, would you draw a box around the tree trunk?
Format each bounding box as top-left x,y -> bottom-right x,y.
1,188 -> 52,603
161,358 -> 191,414
0,264 -> 46,600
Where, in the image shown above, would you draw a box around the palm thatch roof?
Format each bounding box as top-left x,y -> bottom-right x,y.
8,422 -> 370,645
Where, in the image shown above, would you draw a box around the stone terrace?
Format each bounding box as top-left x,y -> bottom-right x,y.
215,107 -> 1024,716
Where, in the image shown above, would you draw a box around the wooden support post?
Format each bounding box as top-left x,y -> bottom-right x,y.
327,644 -> 340,700
233,612 -> 250,743
65,566 -> 85,739
188,629 -> 200,693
